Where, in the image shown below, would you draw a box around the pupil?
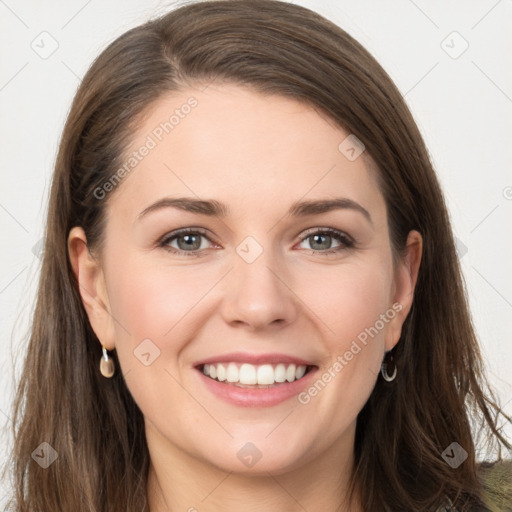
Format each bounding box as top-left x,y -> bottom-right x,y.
312,234 -> 330,250
179,234 -> 200,250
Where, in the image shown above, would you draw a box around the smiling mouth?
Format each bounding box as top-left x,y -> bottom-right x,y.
197,362 -> 316,388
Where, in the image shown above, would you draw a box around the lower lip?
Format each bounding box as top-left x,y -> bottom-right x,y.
195,367 -> 318,408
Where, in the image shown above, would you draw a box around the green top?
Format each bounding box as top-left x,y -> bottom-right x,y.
480,460 -> 512,512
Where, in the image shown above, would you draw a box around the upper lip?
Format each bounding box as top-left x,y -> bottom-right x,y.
193,352 -> 317,368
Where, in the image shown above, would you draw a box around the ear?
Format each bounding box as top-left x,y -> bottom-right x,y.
385,230 -> 422,351
67,226 -> 116,351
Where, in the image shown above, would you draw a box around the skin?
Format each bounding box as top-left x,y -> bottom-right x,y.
68,83 -> 422,511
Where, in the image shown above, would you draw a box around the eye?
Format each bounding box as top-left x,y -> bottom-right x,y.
297,228 -> 354,255
158,228 -> 214,257
157,227 -> 355,257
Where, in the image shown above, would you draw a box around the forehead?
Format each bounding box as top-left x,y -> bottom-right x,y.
105,83 -> 384,223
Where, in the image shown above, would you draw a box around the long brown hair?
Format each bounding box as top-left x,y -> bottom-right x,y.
3,1 -> 511,510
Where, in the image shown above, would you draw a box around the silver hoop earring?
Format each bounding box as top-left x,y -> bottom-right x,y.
100,345 -> 115,378
381,353 -> 397,382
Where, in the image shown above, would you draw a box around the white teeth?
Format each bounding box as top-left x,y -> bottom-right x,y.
274,364 -> 286,383
257,364 -> 275,385
216,363 -> 227,381
226,363 -> 239,383
201,362 -> 309,385
285,364 -> 296,382
239,363 -> 257,385
295,365 -> 306,379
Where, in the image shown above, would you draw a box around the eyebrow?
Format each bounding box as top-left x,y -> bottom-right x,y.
137,196 -> 372,224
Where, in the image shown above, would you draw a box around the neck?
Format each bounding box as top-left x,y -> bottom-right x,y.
145,422 -> 362,512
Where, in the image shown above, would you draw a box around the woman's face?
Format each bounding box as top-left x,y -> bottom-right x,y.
70,83 -> 420,476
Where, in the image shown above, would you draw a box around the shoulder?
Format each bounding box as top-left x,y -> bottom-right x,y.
434,459 -> 512,512
478,459 -> 512,511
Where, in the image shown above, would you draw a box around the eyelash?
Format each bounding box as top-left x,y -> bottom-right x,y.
157,227 -> 355,257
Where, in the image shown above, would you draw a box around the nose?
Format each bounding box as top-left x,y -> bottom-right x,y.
220,245 -> 298,331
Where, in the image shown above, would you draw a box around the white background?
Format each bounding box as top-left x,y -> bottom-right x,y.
1,0 -> 511,504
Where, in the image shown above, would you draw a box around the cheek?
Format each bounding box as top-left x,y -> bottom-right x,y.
107,258 -> 207,337
103,257 -> 209,414
295,259 -> 393,408
106,248 -> 394,362
104,255 -> 226,383
297,256 -> 393,343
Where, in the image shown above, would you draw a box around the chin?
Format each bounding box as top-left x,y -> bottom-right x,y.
198,437 -> 314,476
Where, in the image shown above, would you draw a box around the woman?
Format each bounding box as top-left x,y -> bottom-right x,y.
3,0 -> 511,510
